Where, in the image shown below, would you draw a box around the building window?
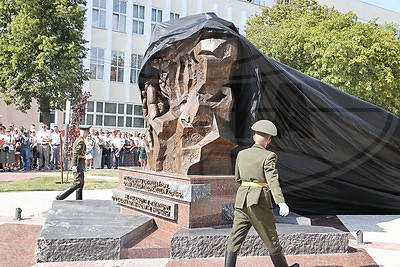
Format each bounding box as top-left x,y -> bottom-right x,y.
130,54 -> 143,84
113,0 -> 127,32
85,100 -> 145,128
90,47 -> 105,80
92,0 -> 106,28
151,8 -> 163,31
170,12 -> 180,20
111,50 -> 124,82
133,4 -> 145,35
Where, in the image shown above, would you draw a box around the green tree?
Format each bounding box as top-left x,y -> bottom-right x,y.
246,0 -> 400,116
0,0 -> 88,126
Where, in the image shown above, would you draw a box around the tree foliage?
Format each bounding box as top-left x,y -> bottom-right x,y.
0,0 -> 88,125
246,0 -> 400,116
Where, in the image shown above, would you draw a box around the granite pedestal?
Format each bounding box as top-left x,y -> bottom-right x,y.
112,168 -> 240,232
36,200 -> 154,262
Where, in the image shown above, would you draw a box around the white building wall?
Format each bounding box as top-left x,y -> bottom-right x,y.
317,0 -> 400,24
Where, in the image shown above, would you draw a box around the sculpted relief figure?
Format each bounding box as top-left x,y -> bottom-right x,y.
141,37 -> 238,175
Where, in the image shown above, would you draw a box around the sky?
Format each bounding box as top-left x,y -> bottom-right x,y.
361,0 -> 400,13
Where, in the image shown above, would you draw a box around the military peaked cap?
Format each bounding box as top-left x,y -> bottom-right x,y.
78,125 -> 91,130
251,120 -> 278,137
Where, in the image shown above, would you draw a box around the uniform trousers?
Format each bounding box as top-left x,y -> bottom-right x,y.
227,198 -> 282,254
73,158 -> 85,199
73,171 -> 85,189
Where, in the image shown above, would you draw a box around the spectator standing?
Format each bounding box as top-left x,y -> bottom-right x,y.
37,124 -> 52,170
19,127 -> 32,171
51,126 -> 61,170
13,128 -> 22,170
112,132 -> 125,168
124,133 -> 135,167
93,132 -> 103,169
101,131 -> 112,169
131,131 -> 140,166
85,135 -> 94,169
30,130 -> 39,169
0,126 -> 6,171
3,129 -> 15,171
138,134 -> 147,169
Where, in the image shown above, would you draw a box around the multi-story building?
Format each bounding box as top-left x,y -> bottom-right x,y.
80,0 -> 269,132
0,0 -> 398,130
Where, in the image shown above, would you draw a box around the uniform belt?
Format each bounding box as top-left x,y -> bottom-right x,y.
242,181 -> 268,187
78,155 -> 85,159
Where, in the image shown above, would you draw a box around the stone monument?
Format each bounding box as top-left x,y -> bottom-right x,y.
112,30 -> 244,231
142,37 -> 238,175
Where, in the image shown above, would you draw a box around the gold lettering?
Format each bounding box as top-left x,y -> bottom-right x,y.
113,192 -> 175,219
123,177 -> 184,199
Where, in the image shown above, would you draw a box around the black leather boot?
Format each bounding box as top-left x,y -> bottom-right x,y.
224,251 -> 237,267
56,185 -> 79,200
76,188 -> 83,200
270,250 -> 289,267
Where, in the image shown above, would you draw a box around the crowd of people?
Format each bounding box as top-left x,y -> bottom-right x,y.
0,121 -> 147,172
83,128 -> 148,170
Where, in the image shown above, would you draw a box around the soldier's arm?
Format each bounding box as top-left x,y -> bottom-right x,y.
234,152 -> 242,183
264,152 -> 285,204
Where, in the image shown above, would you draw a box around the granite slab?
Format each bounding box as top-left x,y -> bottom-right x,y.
37,200 -> 155,262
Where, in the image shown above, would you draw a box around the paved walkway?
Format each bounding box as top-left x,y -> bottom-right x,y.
338,215 -> 400,267
0,171 -> 399,266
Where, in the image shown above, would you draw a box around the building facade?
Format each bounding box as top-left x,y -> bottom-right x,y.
0,0 -> 398,130
80,0 -> 268,132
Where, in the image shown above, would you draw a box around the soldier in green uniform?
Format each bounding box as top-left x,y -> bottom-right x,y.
56,125 -> 90,201
225,120 -> 298,267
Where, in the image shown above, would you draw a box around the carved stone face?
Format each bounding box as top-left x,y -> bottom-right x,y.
142,37 -> 238,175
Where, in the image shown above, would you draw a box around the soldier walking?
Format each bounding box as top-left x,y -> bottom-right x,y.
225,120 -> 299,267
56,126 -> 90,200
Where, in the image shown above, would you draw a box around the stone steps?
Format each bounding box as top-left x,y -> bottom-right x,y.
171,224 -> 349,259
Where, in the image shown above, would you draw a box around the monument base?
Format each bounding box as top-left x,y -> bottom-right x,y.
112,167 -> 239,232
171,224 -> 348,259
36,199 -> 349,262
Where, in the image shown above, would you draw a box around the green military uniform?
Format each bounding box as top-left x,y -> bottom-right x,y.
72,136 -> 86,200
225,120 -> 296,267
56,126 -> 90,201
227,145 -> 284,253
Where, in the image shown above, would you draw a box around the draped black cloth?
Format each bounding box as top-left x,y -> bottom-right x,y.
139,13 -> 400,214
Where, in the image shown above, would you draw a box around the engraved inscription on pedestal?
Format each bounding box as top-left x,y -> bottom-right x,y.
122,173 -> 211,202
112,188 -> 177,220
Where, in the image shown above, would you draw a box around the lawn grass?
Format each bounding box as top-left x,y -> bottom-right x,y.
0,176 -> 117,192
86,169 -> 119,177
47,169 -> 119,177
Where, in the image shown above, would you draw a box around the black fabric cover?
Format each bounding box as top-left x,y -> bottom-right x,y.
139,13 -> 400,214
